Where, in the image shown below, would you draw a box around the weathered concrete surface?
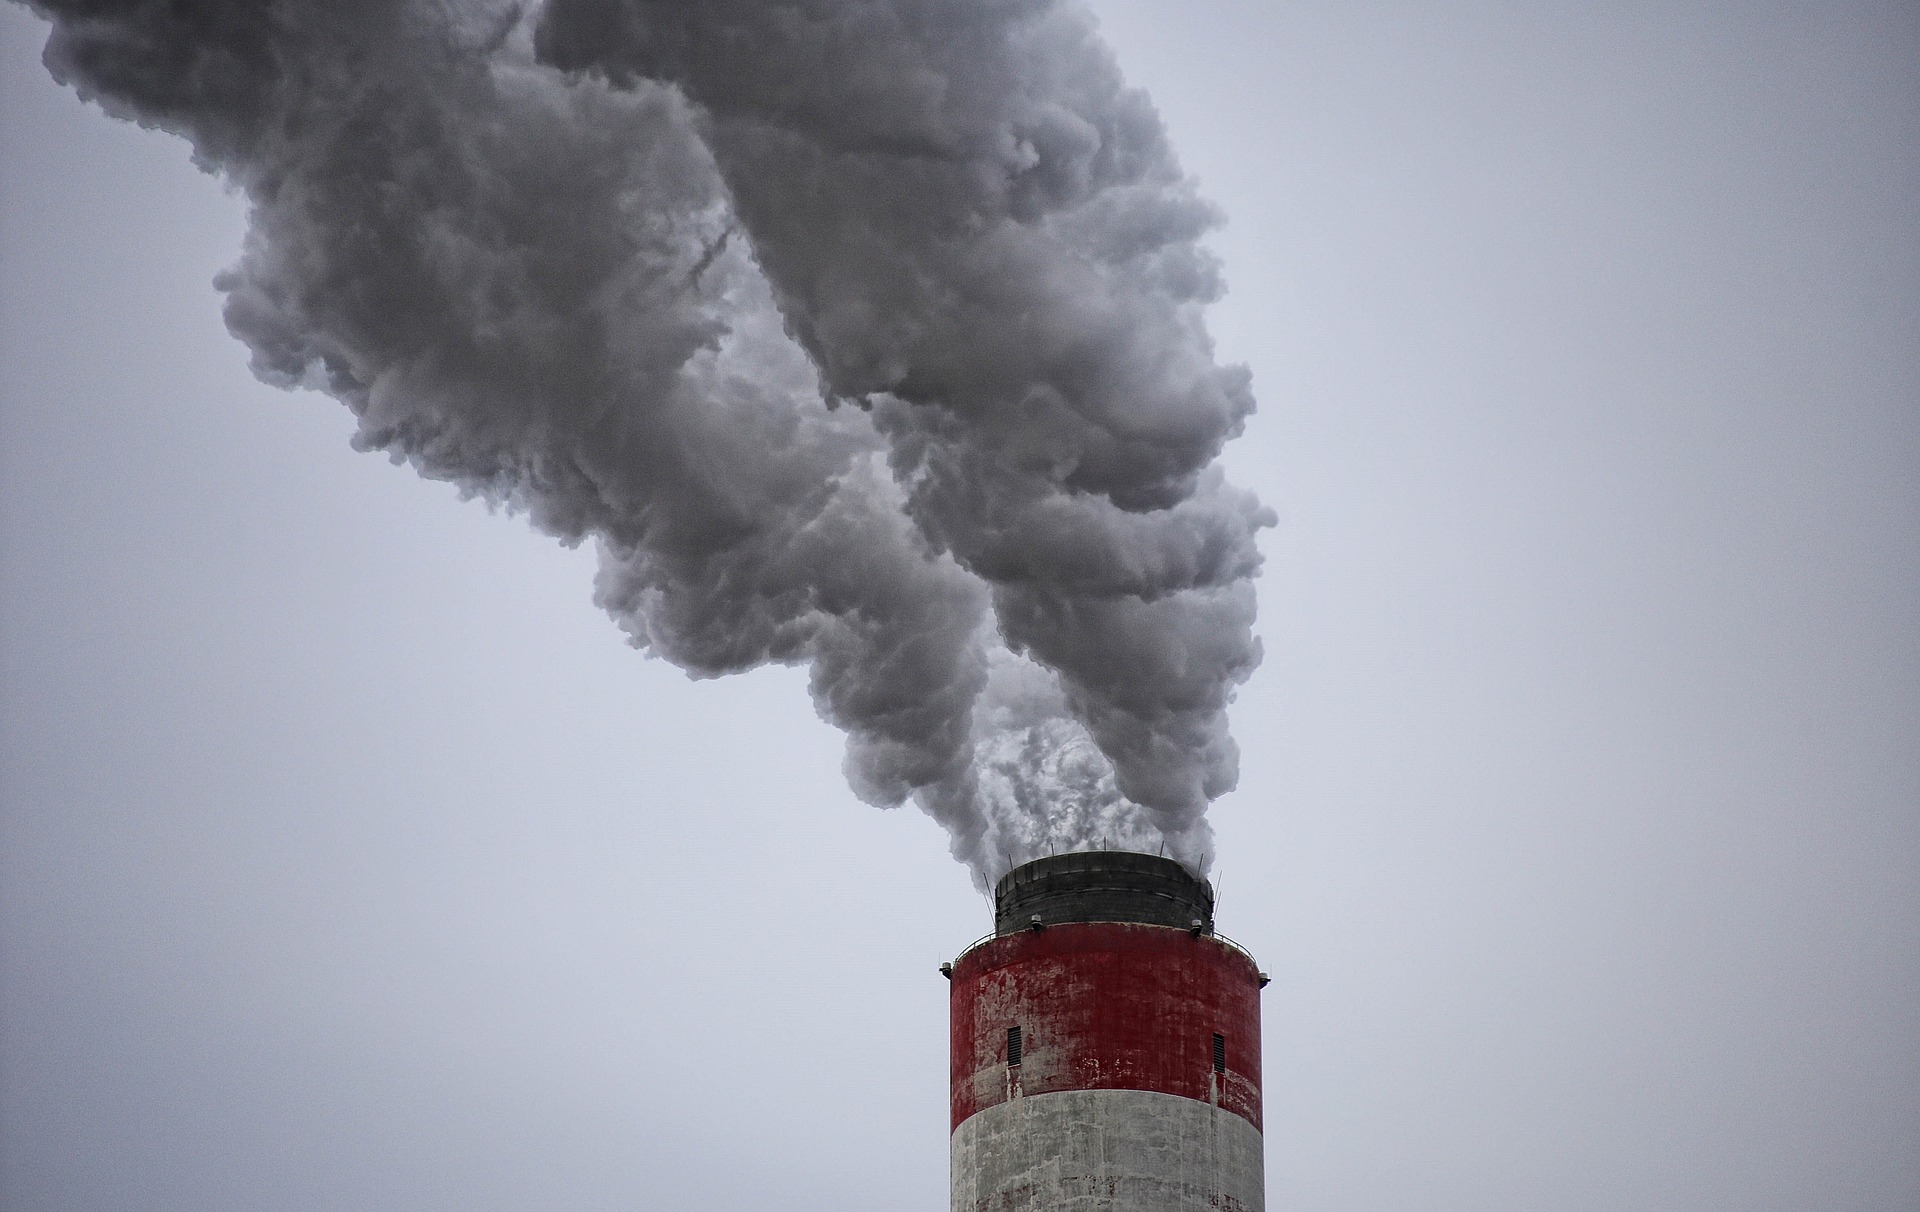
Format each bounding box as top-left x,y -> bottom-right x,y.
950,923 -> 1263,1131
951,1087 -> 1264,1212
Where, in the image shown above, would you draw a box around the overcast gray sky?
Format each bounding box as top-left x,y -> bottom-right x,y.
3,2 -> 1916,1210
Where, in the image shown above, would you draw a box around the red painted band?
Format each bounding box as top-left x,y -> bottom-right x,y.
949,922 -> 1263,1132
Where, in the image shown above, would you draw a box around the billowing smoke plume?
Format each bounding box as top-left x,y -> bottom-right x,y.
22,0 -> 1270,883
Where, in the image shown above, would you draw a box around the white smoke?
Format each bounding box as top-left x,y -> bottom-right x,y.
21,0 -> 1271,883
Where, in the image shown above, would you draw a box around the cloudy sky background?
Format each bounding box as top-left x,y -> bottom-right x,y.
3,2 -> 1915,1209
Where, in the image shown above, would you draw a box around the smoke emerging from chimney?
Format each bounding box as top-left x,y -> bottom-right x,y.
25,0 -> 1272,883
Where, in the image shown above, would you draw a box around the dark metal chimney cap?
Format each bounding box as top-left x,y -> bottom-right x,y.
993,851 -> 1213,936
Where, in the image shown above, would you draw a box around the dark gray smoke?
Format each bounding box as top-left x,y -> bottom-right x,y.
20,0 -> 1270,882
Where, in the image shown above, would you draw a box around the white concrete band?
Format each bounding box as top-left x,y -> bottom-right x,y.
951,1087 -> 1264,1212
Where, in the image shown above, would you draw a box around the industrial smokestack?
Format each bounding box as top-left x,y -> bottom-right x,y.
948,851 -> 1266,1210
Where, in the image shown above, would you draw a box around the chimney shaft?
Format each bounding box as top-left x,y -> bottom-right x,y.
948,853 -> 1266,1210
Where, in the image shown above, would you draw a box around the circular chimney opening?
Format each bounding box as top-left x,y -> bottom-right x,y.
992,851 -> 1213,935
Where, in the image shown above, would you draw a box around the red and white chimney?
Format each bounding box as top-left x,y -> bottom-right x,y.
946,852 -> 1266,1211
